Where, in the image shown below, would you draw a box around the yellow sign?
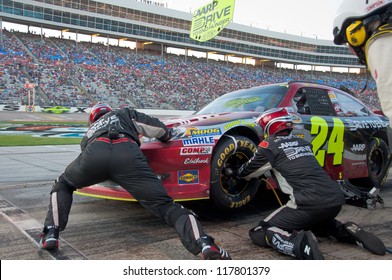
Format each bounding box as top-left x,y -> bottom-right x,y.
190,0 -> 235,42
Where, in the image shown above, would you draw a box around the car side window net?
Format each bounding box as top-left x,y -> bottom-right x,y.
302,88 -> 337,116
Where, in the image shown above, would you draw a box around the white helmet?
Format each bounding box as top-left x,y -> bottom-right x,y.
333,0 -> 392,45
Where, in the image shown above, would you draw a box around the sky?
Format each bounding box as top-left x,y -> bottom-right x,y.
166,0 -> 344,40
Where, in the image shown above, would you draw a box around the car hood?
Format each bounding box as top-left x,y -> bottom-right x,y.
161,111 -> 261,128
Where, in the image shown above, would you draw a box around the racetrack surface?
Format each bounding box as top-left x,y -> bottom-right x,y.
1,111 -> 392,260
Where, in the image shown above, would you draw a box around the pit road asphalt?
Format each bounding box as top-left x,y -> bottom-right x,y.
0,111 -> 391,260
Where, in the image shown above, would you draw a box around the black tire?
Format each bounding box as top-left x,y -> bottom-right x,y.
349,137 -> 389,188
210,135 -> 261,210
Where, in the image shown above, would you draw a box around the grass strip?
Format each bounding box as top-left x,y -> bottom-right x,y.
0,135 -> 81,146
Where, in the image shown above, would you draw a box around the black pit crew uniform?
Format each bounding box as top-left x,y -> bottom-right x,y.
237,133 -> 386,258
42,107 -> 227,257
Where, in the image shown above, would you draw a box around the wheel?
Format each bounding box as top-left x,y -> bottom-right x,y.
210,135 -> 261,210
349,137 -> 389,188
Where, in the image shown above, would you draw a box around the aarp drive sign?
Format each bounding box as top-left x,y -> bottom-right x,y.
190,0 -> 235,42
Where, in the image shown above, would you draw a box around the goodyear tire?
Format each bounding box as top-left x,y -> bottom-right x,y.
349,138 -> 389,188
210,135 -> 261,210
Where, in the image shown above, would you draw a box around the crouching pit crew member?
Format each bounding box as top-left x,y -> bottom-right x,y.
230,107 -> 386,260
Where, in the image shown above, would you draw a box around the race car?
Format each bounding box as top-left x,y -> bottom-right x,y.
41,106 -> 71,114
76,81 -> 392,210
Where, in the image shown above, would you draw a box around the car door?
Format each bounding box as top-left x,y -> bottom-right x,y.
290,86 -> 369,180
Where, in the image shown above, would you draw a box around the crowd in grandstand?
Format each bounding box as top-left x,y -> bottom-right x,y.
0,28 -> 381,112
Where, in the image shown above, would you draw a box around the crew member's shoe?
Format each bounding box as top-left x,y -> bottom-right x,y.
198,236 -> 231,260
39,226 -> 59,250
298,231 -> 325,260
344,222 -> 386,255
249,226 -> 269,247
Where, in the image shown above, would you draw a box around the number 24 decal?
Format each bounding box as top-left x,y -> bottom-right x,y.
310,117 -> 344,167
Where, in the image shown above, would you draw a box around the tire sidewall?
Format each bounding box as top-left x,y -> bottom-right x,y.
210,135 -> 260,209
367,137 -> 389,187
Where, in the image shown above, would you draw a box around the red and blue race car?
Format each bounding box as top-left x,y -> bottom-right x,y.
76,81 -> 392,210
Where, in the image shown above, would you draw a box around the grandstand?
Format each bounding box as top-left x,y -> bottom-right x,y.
0,0 -> 380,111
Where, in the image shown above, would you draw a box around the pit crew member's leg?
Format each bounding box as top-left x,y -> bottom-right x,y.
43,142 -> 110,233
110,143 -> 230,259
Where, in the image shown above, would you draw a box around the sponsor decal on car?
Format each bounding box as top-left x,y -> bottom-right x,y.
191,128 -> 221,137
310,116 -> 344,166
224,120 -> 255,130
328,91 -> 339,102
224,97 -> 261,108
351,144 -> 366,152
345,119 -> 389,130
184,158 -> 209,164
180,146 -> 213,155
178,170 -> 199,184
182,136 -> 215,146
291,114 -> 302,124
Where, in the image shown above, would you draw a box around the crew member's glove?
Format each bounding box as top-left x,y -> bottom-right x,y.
168,127 -> 180,140
161,127 -> 174,142
167,127 -> 174,140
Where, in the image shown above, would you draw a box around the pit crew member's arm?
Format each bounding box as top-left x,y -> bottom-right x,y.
237,145 -> 273,181
131,110 -> 171,141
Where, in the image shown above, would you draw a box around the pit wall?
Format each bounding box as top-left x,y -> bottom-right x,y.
0,105 -> 195,116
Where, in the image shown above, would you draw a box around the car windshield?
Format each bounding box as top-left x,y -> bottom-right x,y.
196,84 -> 288,114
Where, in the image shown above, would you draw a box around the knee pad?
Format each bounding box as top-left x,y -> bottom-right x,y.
51,174 -> 76,194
